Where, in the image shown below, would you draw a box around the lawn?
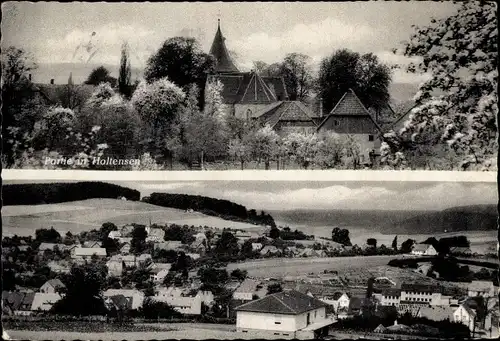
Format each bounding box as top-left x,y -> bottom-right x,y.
2,198 -> 261,237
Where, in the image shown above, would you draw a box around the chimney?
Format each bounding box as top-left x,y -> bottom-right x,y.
50,79 -> 54,85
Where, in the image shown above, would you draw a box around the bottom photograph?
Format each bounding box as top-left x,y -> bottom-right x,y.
2,179 -> 499,340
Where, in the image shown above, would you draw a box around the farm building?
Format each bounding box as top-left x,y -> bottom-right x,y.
233,278 -> 261,301
31,293 -> 62,311
39,279 -> 66,294
72,247 -> 107,260
103,289 -> 144,310
411,244 -> 438,256
468,280 -> 496,298
235,290 -> 335,339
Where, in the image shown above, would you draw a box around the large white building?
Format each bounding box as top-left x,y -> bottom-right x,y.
235,290 -> 335,339
411,244 -> 438,256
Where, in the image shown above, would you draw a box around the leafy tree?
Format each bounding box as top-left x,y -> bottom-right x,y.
102,237 -> 120,256
230,269 -> 248,281
269,227 -> 280,240
118,42 -> 132,98
383,2 -> 497,170
400,239 -> 416,253
131,225 -> 147,254
331,227 -> 352,246
85,66 -> 116,86
314,132 -> 346,169
214,231 -> 239,258
267,283 -> 283,295
283,132 -> 320,169
198,267 -> 229,288
51,263 -> 108,316
139,298 -> 182,319
391,236 -> 398,251
367,238 -> 377,249
251,125 -> 280,170
35,227 -> 62,243
144,37 -> 215,105
318,49 -> 391,114
280,53 -> 315,101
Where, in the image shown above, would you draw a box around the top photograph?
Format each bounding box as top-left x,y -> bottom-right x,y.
1,1 -> 497,171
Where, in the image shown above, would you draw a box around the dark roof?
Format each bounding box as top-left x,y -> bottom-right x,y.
235,289 -> 328,315
209,21 -> 239,74
2,291 -> 35,311
257,101 -> 319,128
208,72 -> 288,105
45,279 -> 66,289
317,89 -> 384,132
382,288 -> 401,296
108,294 -> 132,310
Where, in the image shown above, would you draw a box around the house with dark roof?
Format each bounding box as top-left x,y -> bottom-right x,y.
254,101 -> 319,135
40,279 -> 66,294
235,290 -> 335,339
205,21 -> 289,121
316,89 -> 384,165
2,291 -> 36,316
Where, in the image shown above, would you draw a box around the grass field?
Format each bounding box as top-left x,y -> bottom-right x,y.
227,255 -> 402,278
2,199 -> 261,237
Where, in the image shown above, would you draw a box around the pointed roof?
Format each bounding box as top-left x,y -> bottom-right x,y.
239,70 -> 277,104
317,89 -> 384,133
209,20 -> 239,74
256,101 -> 319,128
235,289 -> 327,315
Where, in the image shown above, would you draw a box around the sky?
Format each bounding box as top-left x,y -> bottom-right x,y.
122,181 -> 497,211
2,1 -> 460,84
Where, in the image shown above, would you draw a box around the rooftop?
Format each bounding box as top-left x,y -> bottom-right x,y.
235,289 -> 328,315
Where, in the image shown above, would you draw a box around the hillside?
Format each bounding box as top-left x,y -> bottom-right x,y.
385,204 -> 498,234
2,198 -> 261,237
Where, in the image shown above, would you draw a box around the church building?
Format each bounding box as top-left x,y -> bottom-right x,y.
205,21 -> 289,120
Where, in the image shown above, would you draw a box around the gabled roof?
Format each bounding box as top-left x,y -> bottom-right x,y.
43,279 -> 65,289
239,71 -> 277,104
235,289 -> 327,315
316,89 -> 384,133
31,293 -> 61,311
2,291 -> 35,311
256,101 -> 319,128
209,21 -> 239,74
73,247 -> 107,256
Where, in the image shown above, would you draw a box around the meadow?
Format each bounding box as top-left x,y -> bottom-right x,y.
2,198 -> 259,237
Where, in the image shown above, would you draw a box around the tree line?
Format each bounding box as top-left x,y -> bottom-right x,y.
143,193 -> 276,227
3,182 -> 140,205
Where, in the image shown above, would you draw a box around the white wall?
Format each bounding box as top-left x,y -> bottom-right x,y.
235,104 -> 270,120
328,133 -> 380,163
234,292 -> 254,301
237,311 -> 299,332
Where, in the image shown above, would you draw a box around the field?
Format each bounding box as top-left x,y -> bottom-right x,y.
2,198 -> 260,237
227,255 -> 401,278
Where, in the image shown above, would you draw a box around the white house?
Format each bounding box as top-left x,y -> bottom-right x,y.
336,293 -> 351,312
235,290 -> 335,339
108,230 -> 122,239
40,279 -> 65,294
468,281 -> 496,298
400,283 -> 442,306
31,293 -> 62,311
72,247 -> 107,260
251,243 -> 263,252
380,289 -> 401,307
411,244 -> 438,256
233,279 -> 260,301
146,227 -> 165,242
152,294 -> 202,315
106,258 -> 124,277
150,268 -> 171,283
454,304 -> 476,331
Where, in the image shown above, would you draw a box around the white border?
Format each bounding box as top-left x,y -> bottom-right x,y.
2,170 -> 497,182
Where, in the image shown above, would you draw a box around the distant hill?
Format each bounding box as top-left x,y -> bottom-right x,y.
385,204 -> 498,234
272,205 -> 498,234
31,62 -> 143,85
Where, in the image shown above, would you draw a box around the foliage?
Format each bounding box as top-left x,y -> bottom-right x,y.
400,239 -> 415,253
331,227 -> 352,246
283,132 -> 320,169
139,298 -> 183,319
144,36 -> 214,105
131,225 -> 148,254
251,125 -> 280,170
3,182 -> 140,205
266,283 -> 283,295
384,2 -> 498,170
214,231 -> 240,258
314,132 -> 346,169
84,66 -> 116,86
35,227 -> 62,243
230,269 -> 248,281
367,238 -> 377,248
118,42 -> 133,99
392,236 -> 398,251
51,263 -> 108,316
318,49 -> 391,114
269,227 -> 280,239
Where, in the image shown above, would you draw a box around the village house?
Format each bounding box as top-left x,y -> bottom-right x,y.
103,289 -> 144,310
448,246 -> 472,256
188,239 -> 206,254
82,241 -> 102,248
71,247 -> 107,260
118,237 -> 132,244
108,230 -> 122,239
468,280 -> 496,298
235,290 -> 335,339
186,252 -> 201,260
260,245 -> 282,257
106,257 -> 124,277
2,291 -> 35,316
37,243 -> 69,254
316,89 -> 384,164
120,225 -> 135,237
206,21 -> 289,120
120,242 -> 131,255
121,255 -> 137,267
137,253 -> 152,265
255,101 -> 319,135
298,248 -> 327,258
195,290 -> 215,307
31,293 -> 62,312
153,294 -> 203,315
453,304 -> 476,331
233,278 -> 261,301
251,243 -> 263,252
39,279 -> 66,294
155,241 -> 184,251
145,226 -> 165,242
47,261 -> 71,274
150,268 -> 171,283
380,288 -> 401,307
411,243 -> 438,256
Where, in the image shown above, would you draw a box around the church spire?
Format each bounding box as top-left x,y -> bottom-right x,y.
209,20 -> 239,74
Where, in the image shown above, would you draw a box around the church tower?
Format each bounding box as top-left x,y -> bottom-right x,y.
209,19 -> 239,74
